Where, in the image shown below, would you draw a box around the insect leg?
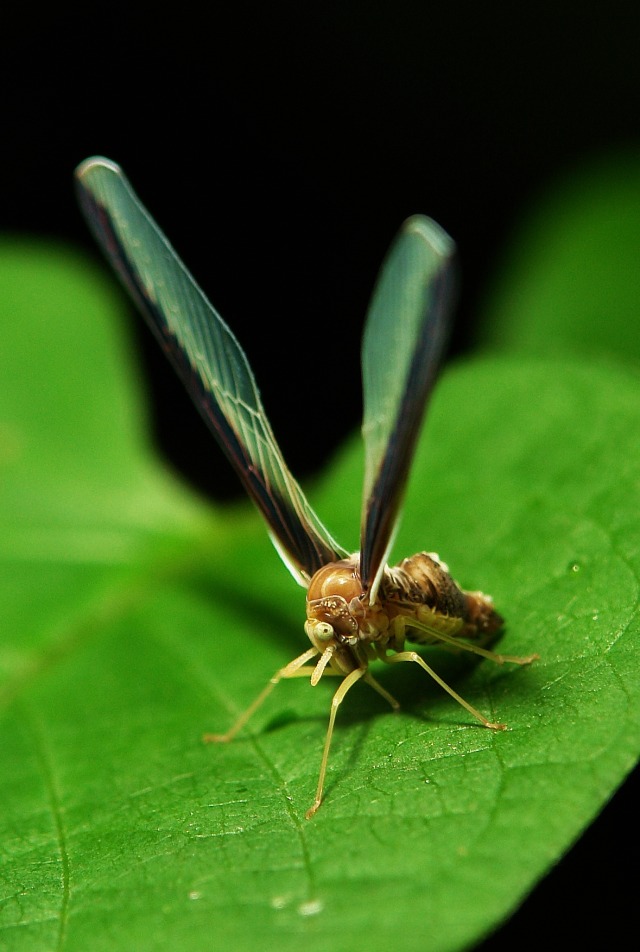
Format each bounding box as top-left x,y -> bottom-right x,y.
363,671 -> 401,711
407,619 -> 538,666
305,666 -> 367,819
376,647 -> 507,730
204,646 -> 320,744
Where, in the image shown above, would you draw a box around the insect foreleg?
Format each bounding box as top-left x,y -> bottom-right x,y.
363,671 -> 401,712
376,646 -> 507,730
204,645 -> 320,744
305,666 -> 367,819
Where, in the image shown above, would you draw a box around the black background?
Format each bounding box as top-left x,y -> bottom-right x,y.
4,2 -> 638,946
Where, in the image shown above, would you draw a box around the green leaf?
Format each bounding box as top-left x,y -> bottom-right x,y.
477,151 -> 640,360
1,240 -> 639,952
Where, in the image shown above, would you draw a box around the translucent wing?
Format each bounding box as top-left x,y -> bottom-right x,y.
75,157 -> 347,585
360,216 -> 456,600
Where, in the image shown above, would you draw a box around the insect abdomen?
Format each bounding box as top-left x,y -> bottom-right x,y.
384,553 -> 466,611
383,552 -> 503,642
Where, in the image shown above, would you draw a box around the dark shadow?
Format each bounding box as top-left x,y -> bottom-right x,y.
477,763 -> 639,950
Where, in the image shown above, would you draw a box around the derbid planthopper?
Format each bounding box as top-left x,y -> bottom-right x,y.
75,157 -> 536,818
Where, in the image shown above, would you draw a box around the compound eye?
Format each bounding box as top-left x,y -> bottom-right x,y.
313,621 -> 334,641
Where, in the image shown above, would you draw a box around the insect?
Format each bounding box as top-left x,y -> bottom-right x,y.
75,157 -> 536,818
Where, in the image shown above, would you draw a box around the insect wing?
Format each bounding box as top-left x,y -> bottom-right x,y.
75,157 -> 347,585
360,216 -> 456,599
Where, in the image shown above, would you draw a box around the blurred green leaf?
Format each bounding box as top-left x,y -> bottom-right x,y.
1,241 -> 639,952
477,151 -> 640,359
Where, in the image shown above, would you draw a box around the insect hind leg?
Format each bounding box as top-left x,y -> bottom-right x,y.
375,646 -> 507,730
406,618 -> 539,666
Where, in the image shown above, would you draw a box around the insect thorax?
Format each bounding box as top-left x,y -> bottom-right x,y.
304,552 -> 503,657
